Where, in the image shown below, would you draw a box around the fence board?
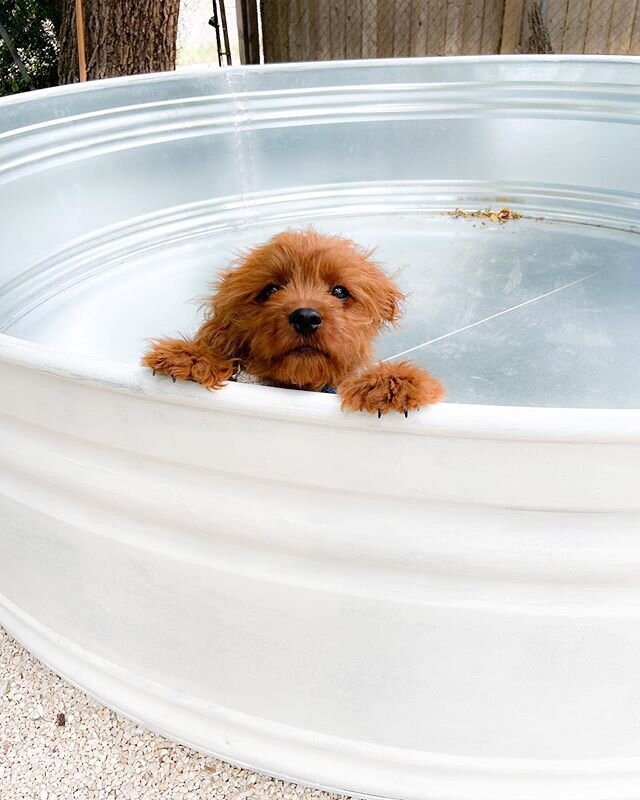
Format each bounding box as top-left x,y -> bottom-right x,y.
361,0 -> 378,58
501,0 -> 525,52
262,0 -> 290,61
481,0 -> 506,53
409,0 -> 429,56
346,0 -> 364,59
427,0 -> 448,53
584,0 -> 614,53
631,0 -> 640,52
444,0 -> 466,54
306,0 -> 320,60
330,0 -> 347,59
545,0 -> 570,52
312,0 -> 330,61
562,0 -> 590,52
607,0 -> 639,53
462,0 -> 485,53
376,0 -> 395,57
287,0 -> 303,61
260,0 -> 276,61
237,0 -> 260,64
391,0 -> 409,55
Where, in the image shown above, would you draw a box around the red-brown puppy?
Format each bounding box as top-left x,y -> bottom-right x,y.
142,229 -> 444,416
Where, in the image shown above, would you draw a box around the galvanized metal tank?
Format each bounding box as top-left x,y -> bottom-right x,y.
1,57 -> 640,800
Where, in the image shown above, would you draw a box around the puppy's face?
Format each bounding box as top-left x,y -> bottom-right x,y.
209,230 -> 404,389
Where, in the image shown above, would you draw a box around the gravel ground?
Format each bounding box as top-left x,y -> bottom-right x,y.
0,627 -> 348,800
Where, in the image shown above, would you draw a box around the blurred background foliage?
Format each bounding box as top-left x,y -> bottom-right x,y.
0,0 -> 61,95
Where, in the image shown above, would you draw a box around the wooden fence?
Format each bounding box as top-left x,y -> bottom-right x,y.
237,0 -> 640,63
503,0 -> 640,54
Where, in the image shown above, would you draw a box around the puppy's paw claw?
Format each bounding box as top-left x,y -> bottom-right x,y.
339,362 -> 444,417
142,339 -> 233,390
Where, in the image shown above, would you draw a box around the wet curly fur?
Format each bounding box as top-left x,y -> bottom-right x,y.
142,229 -> 444,416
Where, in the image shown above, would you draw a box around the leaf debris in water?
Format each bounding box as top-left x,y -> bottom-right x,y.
449,207 -> 524,224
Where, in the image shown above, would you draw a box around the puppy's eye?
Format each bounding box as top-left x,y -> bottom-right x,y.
256,284 -> 282,302
331,285 -> 350,300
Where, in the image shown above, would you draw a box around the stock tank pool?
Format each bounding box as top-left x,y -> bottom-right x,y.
1,56 -> 640,800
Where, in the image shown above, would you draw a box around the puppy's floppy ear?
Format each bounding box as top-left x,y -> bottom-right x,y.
377,273 -> 405,325
193,314 -> 242,359
358,248 -> 405,327
195,266 -> 250,360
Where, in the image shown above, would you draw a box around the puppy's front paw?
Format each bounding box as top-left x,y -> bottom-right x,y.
339,361 -> 444,417
142,338 -> 234,390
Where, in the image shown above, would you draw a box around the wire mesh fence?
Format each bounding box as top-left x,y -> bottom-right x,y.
518,0 -> 640,55
259,0 -> 640,63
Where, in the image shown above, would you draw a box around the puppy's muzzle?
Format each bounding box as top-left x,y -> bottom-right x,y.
289,307 -> 323,336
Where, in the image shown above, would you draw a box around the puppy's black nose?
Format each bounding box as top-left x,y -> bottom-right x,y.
289,307 -> 323,336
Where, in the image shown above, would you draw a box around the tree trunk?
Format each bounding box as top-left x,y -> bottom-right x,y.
58,0 -> 180,84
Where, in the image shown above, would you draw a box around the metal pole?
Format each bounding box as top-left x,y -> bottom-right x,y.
209,1 -> 224,66
219,0 -> 232,65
